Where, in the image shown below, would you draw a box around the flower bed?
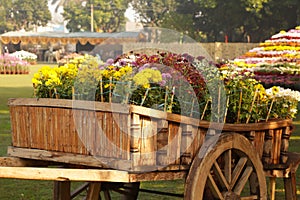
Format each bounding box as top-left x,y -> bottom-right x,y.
32,53 -> 300,123
10,50 -> 37,65
0,54 -> 29,74
232,26 -> 300,88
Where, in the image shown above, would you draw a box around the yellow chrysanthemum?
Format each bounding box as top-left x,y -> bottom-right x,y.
255,83 -> 265,92
32,78 -> 42,85
133,69 -> 162,88
272,86 -> 280,95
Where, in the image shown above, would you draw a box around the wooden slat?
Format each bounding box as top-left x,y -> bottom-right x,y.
8,98 -> 130,114
0,167 -> 130,182
167,122 -> 182,165
139,116 -> 157,166
70,109 -> 79,154
0,157 -> 49,167
129,170 -> 187,182
7,146 -> 123,169
22,106 -> 30,148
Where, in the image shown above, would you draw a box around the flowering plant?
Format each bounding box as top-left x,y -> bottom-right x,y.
0,54 -> 29,74
232,26 -> 300,89
266,86 -> 300,119
218,65 -> 300,123
33,53 -> 300,123
10,50 -> 37,64
33,53 -> 211,116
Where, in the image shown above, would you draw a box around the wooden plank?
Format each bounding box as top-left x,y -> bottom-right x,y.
48,108 -> 55,151
95,111 -> 105,157
9,107 -> 16,145
60,108 -> 68,152
70,109 -> 78,154
106,112 -> 113,158
43,107 -> 50,151
129,170 -> 187,182
8,98 -> 130,114
53,107 -> 59,151
138,117 -> 157,166
0,167 -> 130,182
7,146 -> 131,169
167,122 -> 181,165
181,125 -> 193,165
23,106 -> 30,148
0,157 -> 49,167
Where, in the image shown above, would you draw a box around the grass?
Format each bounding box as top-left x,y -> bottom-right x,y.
0,63 -> 300,199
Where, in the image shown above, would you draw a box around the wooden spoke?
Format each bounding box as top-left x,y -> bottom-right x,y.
207,173 -> 225,199
230,157 -> 248,188
240,196 -> 259,200
224,149 -> 232,183
234,166 -> 253,195
213,161 -> 230,190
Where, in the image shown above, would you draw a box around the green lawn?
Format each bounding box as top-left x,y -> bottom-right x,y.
0,63 -> 299,199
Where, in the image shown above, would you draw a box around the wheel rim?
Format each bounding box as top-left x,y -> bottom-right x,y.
185,133 -> 267,200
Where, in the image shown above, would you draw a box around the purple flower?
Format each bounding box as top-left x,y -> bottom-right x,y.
162,73 -> 172,79
138,63 -> 151,71
106,58 -> 114,65
196,56 -> 205,61
159,80 -> 167,86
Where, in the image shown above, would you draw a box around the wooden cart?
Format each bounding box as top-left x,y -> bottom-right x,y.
1,98 -> 300,199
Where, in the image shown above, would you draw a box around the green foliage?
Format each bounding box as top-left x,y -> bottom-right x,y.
0,0 -> 14,32
131,0 -> 176,26
0,0 -> 51,32
133,0 -> 300,42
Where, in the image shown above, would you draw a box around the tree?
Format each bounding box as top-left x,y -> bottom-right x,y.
190,0 -> 272,42
0,0 -> 14,33
249,0 -> 300,41
191,0 -> 300,42
63,0 -> 129,32
131,0 -> 176,27
9,0 -> 51,31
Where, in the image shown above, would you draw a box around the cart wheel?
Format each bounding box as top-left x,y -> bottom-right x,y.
184,133 -> 267,200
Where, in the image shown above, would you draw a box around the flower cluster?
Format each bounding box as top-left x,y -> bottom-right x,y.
32,64 -> 78,98
0,54 -> 29,74
230,26 -> 300,88
10,50 -> 37,64
217,64 -> 300,123
266,86 -> 300,119
33,52 -> 300,122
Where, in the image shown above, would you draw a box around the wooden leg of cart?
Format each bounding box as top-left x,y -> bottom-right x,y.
53,181 -> 71,200
120,183 -> 140,200
284,173 -> 297,200
86,182 -> 102,200
266,151 -> 300,200
269,177 -> 276,200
